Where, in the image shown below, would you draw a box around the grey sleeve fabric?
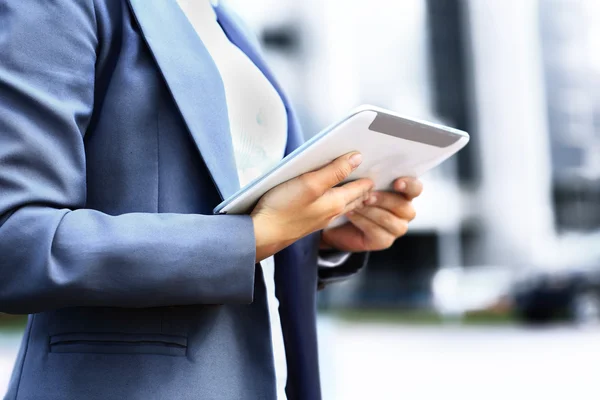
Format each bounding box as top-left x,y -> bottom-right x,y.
0,1 -> 256,314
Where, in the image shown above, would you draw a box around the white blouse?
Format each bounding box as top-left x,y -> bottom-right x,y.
176,1 -> 289,398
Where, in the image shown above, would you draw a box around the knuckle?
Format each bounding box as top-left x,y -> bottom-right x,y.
381,213 -> 395,227
407,206 -> 417,221
333,163 -> 351,182
347,200 -> 360,212
354,199 -> 366,210
302,176 -> 322,197
309,184 -> 323,198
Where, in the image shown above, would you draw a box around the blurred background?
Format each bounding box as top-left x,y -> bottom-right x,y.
2,0 -> 600,398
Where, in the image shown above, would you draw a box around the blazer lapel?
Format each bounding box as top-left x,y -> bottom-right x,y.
127,0 -> 240,200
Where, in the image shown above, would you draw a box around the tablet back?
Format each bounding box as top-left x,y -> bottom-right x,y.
214,106 -> 469,218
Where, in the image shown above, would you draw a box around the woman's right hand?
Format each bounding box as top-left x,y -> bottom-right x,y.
251,152 -> 374,262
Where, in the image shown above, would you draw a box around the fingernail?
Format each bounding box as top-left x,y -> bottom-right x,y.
396,180 -> 407,192
365,194 -> 377,205
349,153 -> 362,168
347,211 -> 355,216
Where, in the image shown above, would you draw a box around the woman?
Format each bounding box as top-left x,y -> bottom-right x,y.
0,1 -> 422,399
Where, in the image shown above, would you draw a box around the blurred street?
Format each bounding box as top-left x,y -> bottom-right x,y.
2,319 -> 599,399
318,318 -> 600,400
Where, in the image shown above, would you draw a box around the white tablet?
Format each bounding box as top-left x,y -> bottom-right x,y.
214,105 -> 469,226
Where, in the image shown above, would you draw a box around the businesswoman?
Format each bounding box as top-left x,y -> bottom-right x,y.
0,1 -> 423,399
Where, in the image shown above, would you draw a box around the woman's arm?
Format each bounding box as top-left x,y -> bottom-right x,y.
0,1 -> 374,314
0,1 -> 261,314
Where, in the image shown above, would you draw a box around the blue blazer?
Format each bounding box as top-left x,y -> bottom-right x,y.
0,1 -> 366,399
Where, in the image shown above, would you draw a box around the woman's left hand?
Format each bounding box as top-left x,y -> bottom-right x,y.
321,177 -> 423,252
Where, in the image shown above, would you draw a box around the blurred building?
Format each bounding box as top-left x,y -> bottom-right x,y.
227,0 -> 600,310
541,0 -> 600,233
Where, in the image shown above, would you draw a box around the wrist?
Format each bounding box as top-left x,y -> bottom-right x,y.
252,214 -> 282,262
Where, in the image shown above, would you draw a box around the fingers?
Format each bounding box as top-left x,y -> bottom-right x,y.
354,206 -> 409,237
342,190 -> 371,215
393,177 -> 423,200
331,178 -> 374,206
346,211 -> 397,250
365,192 -> 416,221
320,178 -> 373,218
302,152 -> 362,197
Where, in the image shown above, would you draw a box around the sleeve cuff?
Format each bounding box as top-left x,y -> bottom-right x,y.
317,249 -> 351,268
317,251 -> 369,288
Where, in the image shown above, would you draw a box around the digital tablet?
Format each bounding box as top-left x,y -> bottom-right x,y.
214,105 -> 469,227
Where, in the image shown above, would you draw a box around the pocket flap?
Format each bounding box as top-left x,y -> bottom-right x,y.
49,332 -> 187,356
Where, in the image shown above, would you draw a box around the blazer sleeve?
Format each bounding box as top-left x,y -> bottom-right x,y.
0,1 -> 256,314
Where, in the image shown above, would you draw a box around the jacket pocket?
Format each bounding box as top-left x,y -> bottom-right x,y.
49,332 -> 187,356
